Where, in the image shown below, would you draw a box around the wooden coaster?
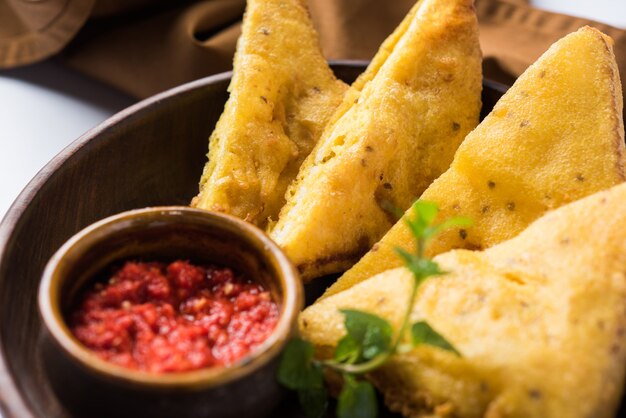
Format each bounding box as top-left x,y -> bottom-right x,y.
0,0 -> 95,68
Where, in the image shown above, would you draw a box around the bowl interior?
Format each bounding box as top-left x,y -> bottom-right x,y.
0,63 -> 510,417
52,208 -> 286,316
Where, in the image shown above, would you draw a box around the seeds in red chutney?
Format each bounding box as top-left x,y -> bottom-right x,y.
70,260 -> 279,373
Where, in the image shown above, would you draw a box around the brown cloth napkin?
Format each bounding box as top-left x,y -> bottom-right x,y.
1,0 -> 625,101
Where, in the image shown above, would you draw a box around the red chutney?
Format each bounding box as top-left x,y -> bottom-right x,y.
70,260 -> 279,373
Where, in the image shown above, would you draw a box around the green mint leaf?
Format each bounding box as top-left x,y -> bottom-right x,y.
394,248 -> 447,283
394,247 -> 421,277
414,258 -> 447,279
298,387 -> 329,418
411,321 -> 460,356
337,376 -> 378,418
335,334 -> 361,364
424,217 -> 472,241
412,200 -> 439,225
277,338 -> 324,390
361,325 -> 390,360
404,200 -> 439,238
404,215 -> 426,242
424,216 -> 474,240
340,309 -> 392,361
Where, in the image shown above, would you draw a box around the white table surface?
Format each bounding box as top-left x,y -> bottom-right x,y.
0,61 -> 134,218
0,1 -> 625,220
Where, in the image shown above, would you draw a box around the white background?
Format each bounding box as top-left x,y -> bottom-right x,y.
0,1 -> 625,218
0,62 -> 133,216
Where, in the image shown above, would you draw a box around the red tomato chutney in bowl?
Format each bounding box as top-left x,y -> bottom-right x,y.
69,259 -> 279,373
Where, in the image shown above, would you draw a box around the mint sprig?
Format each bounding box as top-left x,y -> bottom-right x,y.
338,309 -> 392,362
411,321 -> 461,356
338,374 -> 377,418
277,338 -> 324,391
278,200 -> 471,417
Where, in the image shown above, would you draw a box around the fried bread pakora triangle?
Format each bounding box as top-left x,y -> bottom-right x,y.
300,182 -> 626,418
269,0 -> 482,280
324,26 -> 626,298
191,0 -> 348,227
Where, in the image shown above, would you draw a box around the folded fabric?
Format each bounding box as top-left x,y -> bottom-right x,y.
2,0 -> 625,107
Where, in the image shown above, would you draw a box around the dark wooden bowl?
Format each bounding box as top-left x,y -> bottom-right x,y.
0,62 -> 534,417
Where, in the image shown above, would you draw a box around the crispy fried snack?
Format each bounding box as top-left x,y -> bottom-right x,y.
325,26 -> 626,298
192,0 -> 347,227
300,181 -> 626,418
269,0 -> 482,280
